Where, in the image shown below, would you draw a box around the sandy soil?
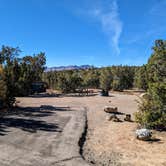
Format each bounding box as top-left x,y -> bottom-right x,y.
82,92 -> 166,166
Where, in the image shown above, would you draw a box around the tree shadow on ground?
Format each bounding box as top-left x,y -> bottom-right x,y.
40,105 -> 72,112
146,138 -> 164,144
28,93 -> 61,98
26,92 -> 99,98
61,93 -> 98,98
114,112 -> 125,115
0,117 -> 61,134
11,106 -> 54,118
149,138 -> 161,142
106,112 -> 125,115
0,105 -> 70,136
9,105 -> 72,118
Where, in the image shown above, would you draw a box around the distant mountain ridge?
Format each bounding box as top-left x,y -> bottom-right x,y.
45,65 -> 95,72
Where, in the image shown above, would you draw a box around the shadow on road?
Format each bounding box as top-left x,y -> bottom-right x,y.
0,117 -> 60,134
40,105 -> 71,112
0,105 -> 70,136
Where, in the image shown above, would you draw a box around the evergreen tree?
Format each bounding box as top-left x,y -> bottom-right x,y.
0,46 -> 20,108
100,68 -> 113,96
134,65 -> 148,90
135,40 -> 166,130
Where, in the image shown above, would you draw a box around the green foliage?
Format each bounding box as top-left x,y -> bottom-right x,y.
135,40 -> 166,130
0,46 -> 20,108
112,78 -> 122,91
111,66 -> 135,91
57,71 -> 83,93
147,40 -> 166,83
135,83 -> 166,129
43,66 -> 137,93
83,69 -> 100,89
100,68 -> 113,91
43,69 -> 101,92
134,65 -> 148,90
18,53 -> 46,96
0,46 -> 46,109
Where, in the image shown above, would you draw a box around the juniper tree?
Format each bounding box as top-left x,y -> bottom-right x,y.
135,40 -> 166,129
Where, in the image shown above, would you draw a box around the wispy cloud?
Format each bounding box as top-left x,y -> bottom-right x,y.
90,0 -> 123,55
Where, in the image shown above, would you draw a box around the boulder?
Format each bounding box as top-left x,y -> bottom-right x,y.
136,128 -> 152,141
104,106 -> 118,113
124,114 -> 132,122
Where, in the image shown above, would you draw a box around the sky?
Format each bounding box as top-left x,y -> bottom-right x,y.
0,0 -> 166,67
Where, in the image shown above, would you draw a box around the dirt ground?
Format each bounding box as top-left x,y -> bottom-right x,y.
82,92 -> 166,166
0,92 -> 165,166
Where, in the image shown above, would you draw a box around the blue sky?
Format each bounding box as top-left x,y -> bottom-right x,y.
0,0 -> 166,67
